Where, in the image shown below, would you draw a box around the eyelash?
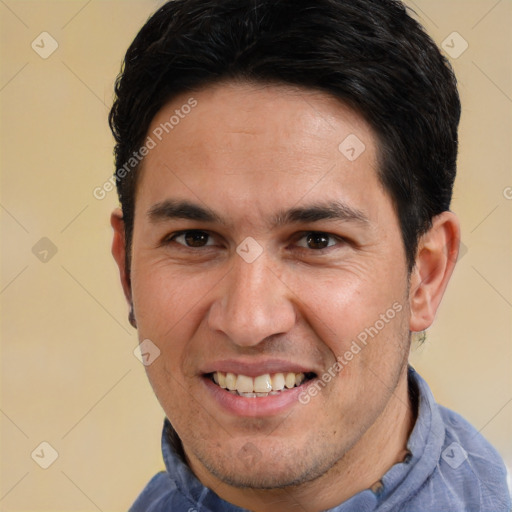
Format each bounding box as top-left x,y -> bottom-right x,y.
163,230 -> 346,252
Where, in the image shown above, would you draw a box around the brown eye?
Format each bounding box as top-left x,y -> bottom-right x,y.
299,232 -> 336,250
173,231 -> 213,247
306,233 -> 330,249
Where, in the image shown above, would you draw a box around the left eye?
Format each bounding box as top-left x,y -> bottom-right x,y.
296,232 -> 338,250
171,231 -> 215,248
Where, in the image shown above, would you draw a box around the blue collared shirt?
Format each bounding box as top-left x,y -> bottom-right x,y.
130,368 -> 511,511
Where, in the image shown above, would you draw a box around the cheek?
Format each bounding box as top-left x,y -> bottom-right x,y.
131,260 -> 210,327
130,262 -> 215,378
285,264 -> 410,392
288,263 -> 405,342
131,266 -> 208,415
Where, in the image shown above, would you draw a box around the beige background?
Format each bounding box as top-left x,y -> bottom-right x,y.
1,0 -> 511,510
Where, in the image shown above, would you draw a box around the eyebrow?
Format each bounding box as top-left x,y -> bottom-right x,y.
272,201 -> 370,227
147,199 -> 369,227
148,200 -> 226,224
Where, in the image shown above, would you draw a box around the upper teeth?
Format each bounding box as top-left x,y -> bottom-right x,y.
213,371 -> 306,394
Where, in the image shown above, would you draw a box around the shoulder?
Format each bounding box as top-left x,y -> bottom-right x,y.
402,403 -> 511,512
437,405 -> 506,482
439,404 -> 510,503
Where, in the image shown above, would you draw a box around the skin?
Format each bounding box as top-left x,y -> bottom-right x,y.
111,82 -> 460,511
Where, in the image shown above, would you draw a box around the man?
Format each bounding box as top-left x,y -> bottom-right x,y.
109,0 -> 510,510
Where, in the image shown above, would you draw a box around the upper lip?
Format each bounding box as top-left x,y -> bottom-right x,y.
201,359 -> 318,378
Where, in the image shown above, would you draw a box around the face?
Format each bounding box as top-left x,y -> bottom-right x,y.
123,82 -> 414,489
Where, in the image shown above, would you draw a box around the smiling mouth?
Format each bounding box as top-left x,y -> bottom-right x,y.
208,371 -> 316,397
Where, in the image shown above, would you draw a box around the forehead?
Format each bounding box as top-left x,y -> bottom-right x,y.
135,81 -> 385,222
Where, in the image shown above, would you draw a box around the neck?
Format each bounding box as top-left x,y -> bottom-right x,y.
190,366 -> 416,512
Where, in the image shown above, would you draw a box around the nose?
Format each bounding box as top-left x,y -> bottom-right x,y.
207,255 -> 296,347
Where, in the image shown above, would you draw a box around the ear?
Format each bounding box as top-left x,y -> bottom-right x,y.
111,208 -> 132,305
409,211 -> 460,332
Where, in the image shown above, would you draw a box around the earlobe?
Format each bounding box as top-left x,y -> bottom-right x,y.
111,208 -> 132,306
409,211 -> 460,332
128,304 -> 137,328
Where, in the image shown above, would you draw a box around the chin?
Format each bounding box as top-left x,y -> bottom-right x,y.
193,439 -> 341,490
208,464 -> 314,490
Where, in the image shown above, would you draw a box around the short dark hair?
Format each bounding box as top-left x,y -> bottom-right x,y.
109,0 -> 460,271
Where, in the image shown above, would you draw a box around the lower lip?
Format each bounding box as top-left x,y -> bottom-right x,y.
202,376 -> 312,417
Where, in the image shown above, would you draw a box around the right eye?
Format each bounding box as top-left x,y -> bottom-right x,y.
167,230 -> 216,248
